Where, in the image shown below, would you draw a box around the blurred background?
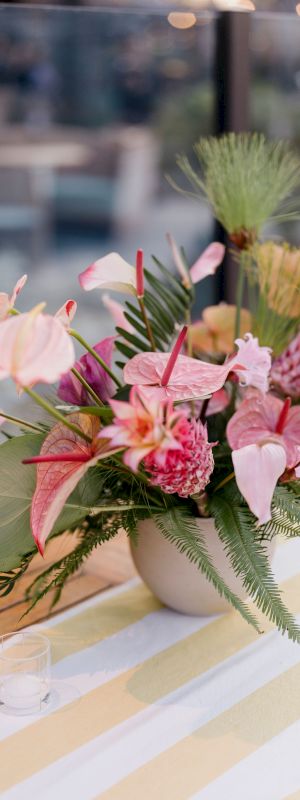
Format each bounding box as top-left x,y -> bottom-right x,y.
0,1 -> 300,413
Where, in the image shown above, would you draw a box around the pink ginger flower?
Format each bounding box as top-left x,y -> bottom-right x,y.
0,274 -> 27,320
124,329 -> 271,403
271,333 -> 300,399
167,234 -> 225,289
99,386 -> 185,471
0,304 -> 75,389
144,417 -> 214,497
227,391 -> 300,524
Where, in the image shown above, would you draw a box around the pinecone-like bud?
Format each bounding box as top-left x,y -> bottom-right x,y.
271,333 -> 300,398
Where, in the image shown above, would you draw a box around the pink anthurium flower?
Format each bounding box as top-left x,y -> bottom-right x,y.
55,299 -> 77,329
0,304 -> 75,388
124,330 -> 271,403
23,413 -> 120,555
232,442 -> 287,525
227,391 -> 300,523
227,392 -> 300,469
58,336 -> 115,406
0,274 -> 27,320
79,252 -> 137,296
102,294 -> 134,334
167,233 -> 225,289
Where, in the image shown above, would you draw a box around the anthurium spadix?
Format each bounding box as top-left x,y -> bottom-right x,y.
23,413 -> 121,555
0,304 -> 75,388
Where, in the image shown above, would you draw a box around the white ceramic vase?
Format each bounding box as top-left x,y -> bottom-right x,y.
131,516 -> 275,616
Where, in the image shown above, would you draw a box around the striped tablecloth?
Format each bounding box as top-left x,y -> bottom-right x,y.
1,537 -> 300,800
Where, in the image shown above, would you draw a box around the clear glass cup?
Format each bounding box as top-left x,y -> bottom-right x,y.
0,632 -> 51,715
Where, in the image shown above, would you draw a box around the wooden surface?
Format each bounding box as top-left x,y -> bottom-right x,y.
0,532 -> 136,635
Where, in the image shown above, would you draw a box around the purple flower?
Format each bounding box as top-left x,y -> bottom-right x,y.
58,336 -> 115,406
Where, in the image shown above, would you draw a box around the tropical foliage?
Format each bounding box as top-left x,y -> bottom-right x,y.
0,133 -> 300,642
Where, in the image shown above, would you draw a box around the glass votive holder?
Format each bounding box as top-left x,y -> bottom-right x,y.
0,631 -> 51,715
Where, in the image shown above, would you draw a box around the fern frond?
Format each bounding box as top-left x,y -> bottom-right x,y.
210,490 -> 300,642
154,506 -> 261,633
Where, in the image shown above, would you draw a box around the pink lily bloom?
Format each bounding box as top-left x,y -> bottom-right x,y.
0,304 -> 75,388
102,294 -> 134,334
79,252 -> 137,296
24,414 -> 119,555
167,233 -> 225,289
99,386 -> 185,472
124,331 -> 271,403
232,442 -> 287,526
55,299 -> 77,329
227,391 -> 300,524
0,274 -> 27,320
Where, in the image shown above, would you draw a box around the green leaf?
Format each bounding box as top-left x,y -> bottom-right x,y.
79,406 -> 113,421
0,435 -> 105,571
115,341 -> 139,360
154,506 -> 261,633
210,488 -> 300,642
115,327 -> 151,352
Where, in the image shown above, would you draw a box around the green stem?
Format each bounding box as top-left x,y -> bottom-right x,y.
69,329 -> 122,389
138,298 -> 156,351
24,389 -> 92,443
234,261 -> 245,340
71,367 -> 104,407
0,412 -> 44,433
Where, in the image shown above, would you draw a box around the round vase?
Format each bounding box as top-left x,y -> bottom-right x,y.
130,516 -> 275,616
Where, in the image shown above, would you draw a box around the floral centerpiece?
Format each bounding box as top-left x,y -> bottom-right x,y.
0,133 -> 300,640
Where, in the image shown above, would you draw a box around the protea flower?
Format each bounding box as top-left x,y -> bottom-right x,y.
144,416 -> 214,497
271,333 -> 300,399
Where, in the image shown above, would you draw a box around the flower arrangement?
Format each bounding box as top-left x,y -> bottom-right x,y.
0,133 -> 300,641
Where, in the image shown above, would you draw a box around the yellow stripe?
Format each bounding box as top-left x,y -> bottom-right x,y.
284,792 -> 300,800
0,573 -> 299,792
46,583 -> 161,664
99,663 -> 300,800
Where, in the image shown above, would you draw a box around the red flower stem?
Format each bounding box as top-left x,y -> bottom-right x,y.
24,388 -> 92,442
275,397 -> 291,434
23,453 -> 90,464
161,326 -> 188,386
136,249 -> 145,298
71,367 -> 104,407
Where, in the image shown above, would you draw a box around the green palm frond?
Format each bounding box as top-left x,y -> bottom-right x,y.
264,485 -> 300,538
154,505 -> 261,633
210,487 -> 300,642
176,133 -> 300,238
115,254 -> 192,364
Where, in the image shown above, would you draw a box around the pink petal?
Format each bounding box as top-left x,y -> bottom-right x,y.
0,294 -> 11,321
79,253 -> 136,295
231,333 -> 271,393
227,392 -> 283,450
206,388 -> 230,416
281,405 -> 300,468
55,299 -> 77,329
189,243 -> 225,284
166,233 -> 191,288
102,294 -> 133,333
295,465 -> 300,478
232,442 -> 286,525
30,414 -> 115,554
123,446 -> 153,471
9,274 -> 28,307
0,310 -> 75,388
